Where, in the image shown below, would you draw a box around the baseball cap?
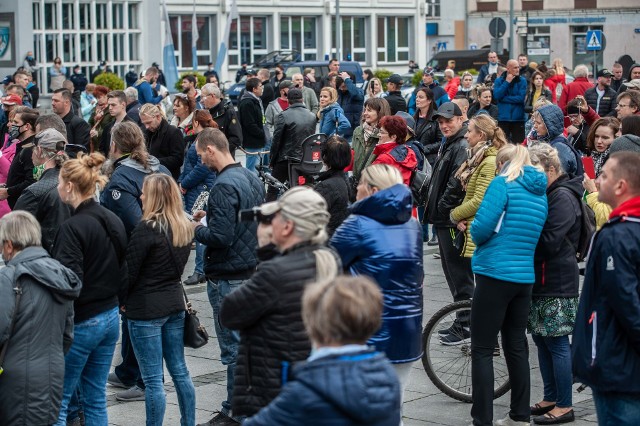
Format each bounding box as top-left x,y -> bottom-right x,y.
287,88 -> 303,101
258,186 -> 330,232
35,129 -> 67,151
384,74 -> 404,85
1,94 -> 23,106
433,102 -> 463,120
423,67 -> 435,77
395,111 -> 416,135
1,75 -> 11,85
597,68 -> 613,78
623,79 -> 640,90
278,80 -> 294,91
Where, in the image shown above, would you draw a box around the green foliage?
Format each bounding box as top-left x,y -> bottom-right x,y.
175,71 -> 207,92
94,73 -> 125,91
373,69 -> 393,91
412,71 -> 423,87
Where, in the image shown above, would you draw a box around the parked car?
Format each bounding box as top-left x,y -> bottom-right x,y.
253,50 -> 301,69
425,49 -> 510,72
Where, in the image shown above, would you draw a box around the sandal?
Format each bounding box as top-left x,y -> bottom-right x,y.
530,403 -> 555,416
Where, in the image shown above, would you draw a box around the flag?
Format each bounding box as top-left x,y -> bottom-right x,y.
162,0 -> 179,92
215,0 -> 238,72
191,1 -> 199,70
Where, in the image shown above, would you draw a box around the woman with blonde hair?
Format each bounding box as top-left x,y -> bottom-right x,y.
124,173 -> 196,426
317,86 -> 350,137
52,152 -> 128,425
364,77 -> 384,100
469,145 -> 548,426
331,163 -> 423,415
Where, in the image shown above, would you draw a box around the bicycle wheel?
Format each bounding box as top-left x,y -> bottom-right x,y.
421,300 -> 511,402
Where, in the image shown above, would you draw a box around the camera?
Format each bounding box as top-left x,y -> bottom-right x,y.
238,207 -> 275,225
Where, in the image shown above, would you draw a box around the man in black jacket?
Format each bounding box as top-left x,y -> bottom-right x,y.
100,90 -> 135,156
238,77 -> 266,173
258,68 -> 275,110
584,68 -> 618,117
51,88 -> 90,149
268,88 -> 316,201
192,128 -> 264,426
384,74 -> 408,115
425,102 -> 473,345
201,83 -> 243,158
140,105 -> 185,180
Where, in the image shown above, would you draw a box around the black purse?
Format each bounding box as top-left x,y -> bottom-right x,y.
164,234 -> 209,349
453,229 -> 466,257
409,161 -> 433,207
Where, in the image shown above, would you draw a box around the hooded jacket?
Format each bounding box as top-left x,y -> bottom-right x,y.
572,196 -> 640,393
610,134 -> 640,154
318,102 -> 351,137
372,142 -> 417,185
331,184 -> 424,363
535,104 -> 584,178
533,174 -> 582,297
100,155 -> 170,236
244,350 -> 401,426
470,165 -> 548,284
0,247 -> 81,426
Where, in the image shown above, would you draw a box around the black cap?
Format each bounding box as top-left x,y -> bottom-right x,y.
287,88 -> 303,101
384,74 -> 404,85
433,102 -> 463,120
597,68 -> 613,78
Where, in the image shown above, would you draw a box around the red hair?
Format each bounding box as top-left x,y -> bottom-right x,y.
379,116 -> 408,144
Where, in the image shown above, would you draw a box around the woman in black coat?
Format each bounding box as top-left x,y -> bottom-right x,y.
314,136 -> 351,236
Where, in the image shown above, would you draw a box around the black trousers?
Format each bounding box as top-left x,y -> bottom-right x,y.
470,274 -> 532,426
498,121 -> 526,144
435,227 -> 474,325
265,161 -> 289,202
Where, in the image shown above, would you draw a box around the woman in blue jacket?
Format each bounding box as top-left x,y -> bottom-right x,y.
469,145 -> 548,426
178,109 -> 217,285
317,87 -> 351,137
331,164 -> 423,413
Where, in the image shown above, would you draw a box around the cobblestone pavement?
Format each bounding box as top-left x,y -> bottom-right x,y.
107,246 -> 597,425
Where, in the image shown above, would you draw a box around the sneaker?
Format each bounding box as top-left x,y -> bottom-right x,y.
107,372 -> 130,389
197,412 -> 239,426
494,414 -> 531,425
184,273 -> 206,286
438,320 -> 461,336
439,326 -> 471,346
427,235 -> 439,246
115,385 -> 145,402
433,253 -> 441,259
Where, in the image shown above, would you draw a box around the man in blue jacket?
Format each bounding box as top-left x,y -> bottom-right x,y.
493,60 -> 527,143
134,67 -> 168,105
408,67 -> 449,115
336,71 -> 364,141
572,152 -> 640,426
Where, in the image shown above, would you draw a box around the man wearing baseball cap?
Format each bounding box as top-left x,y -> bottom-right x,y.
408,67 -> 450,115
584,68 -> 618,117
384,74 -> 408,115
425,101 -> 474,345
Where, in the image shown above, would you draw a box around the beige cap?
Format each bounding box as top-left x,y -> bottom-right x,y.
260,186 -> 330,233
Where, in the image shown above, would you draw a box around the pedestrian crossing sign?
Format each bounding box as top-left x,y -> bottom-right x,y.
586,30 -> 602,51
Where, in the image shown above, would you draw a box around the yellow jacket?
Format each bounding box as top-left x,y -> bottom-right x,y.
586,192 -> 612,230
450,146 -> 497,258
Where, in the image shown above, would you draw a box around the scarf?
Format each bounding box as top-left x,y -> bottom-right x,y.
455,141 -> 491,190
362,122 -> 379,144
592,148 -> 610,177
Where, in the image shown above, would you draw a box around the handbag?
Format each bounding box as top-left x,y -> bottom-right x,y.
164,234 -> 209,348
453,229 -> 466,257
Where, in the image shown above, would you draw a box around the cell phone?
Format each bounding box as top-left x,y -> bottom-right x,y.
238,208 -> 274,225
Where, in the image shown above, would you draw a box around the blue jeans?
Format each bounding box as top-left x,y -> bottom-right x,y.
194,241 -> 205,275
55,306 -> 119,426
593,390 -> 640,426
244,148 -> 263,173
207,279 -> 244,418
532,334 -> 573,408
129,311 -> 196,426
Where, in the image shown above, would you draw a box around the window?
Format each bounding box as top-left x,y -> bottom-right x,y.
426,0 -> 441,18
522,0 -> 543,11
476,1 -> 498,12
525,26 -> 550,66
377,17 -> 411,63
169,14 -> 215,70
572,25 -> 603,70
280,16 -> 318,61
229,16 -> 269,67
332,16 -> 367,63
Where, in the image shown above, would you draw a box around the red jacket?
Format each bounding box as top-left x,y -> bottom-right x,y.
559,77 -> 594,112
445,77 -> 460,100
372,142 -> 417,185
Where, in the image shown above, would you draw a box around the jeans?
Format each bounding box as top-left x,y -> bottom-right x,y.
194,241 -> 205,275
532,334 -> 573,408
129,311 -> 196,426
207,279 -> 244,418
470,275 -> 532,426
244,148 -> 264,173
55,307 -> 120,426
435,226 -> 474,325
593,390 -> 640,426
115,315 -> 145,389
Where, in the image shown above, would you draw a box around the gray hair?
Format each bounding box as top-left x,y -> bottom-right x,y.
574,64 -> 589,78
124,87 -> 138,102
528,142 -> 564,174
444,69 -> 454,78
0,211 -> 42,250
35,113 -> 67,138
201,83 -> 222,99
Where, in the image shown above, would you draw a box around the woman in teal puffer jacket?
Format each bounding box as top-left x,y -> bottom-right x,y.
317,87 -> 351,138
468,144 -> 548,426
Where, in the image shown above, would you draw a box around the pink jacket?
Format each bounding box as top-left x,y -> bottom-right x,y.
0,139 -> 18,218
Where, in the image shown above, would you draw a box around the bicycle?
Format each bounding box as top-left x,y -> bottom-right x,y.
238,147 -> 289,198
421,300 -> 512,402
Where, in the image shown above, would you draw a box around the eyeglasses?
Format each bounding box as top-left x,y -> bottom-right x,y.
617,103 -> 630,108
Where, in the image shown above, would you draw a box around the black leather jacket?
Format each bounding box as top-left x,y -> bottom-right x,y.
270,103 -> 317,165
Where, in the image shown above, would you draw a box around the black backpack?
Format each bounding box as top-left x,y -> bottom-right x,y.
553,187 -> 596,262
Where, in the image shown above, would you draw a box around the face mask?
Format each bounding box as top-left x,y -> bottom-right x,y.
33,163 -> 46,181
9,125 -> 22,140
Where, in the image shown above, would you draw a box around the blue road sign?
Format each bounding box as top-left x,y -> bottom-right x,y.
586,30 -> 602,51
437,42 -> 447,52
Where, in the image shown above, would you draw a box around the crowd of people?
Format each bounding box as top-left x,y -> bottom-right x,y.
0,50 -> 639,426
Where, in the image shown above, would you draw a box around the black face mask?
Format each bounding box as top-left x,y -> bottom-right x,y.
9,124 -> 24,140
